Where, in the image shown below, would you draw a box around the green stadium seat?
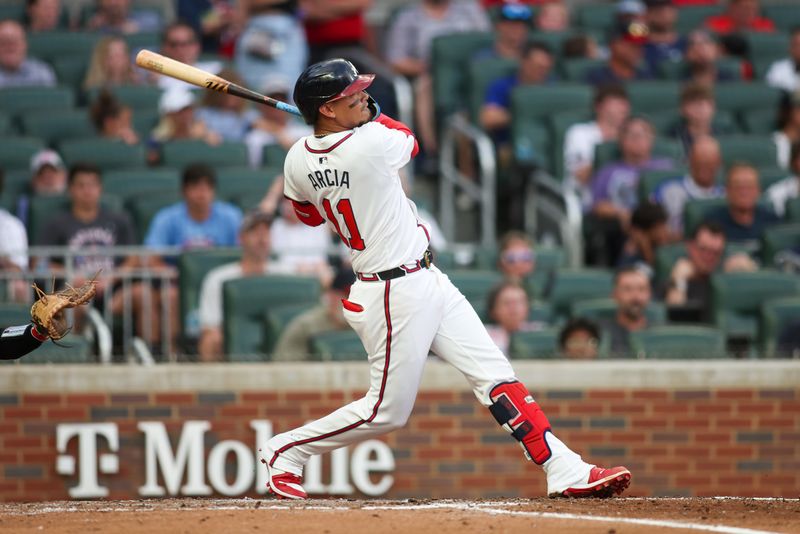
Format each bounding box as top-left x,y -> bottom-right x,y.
528,31 -> 579,59
712,271 -> 800,340
474,246 -> 564,298
740,108 -> 778,135
509,329 -> 560,359
512,84 -> 593,123
0,303 -> 30,326
431,32 -> 495,119
262,144 -> 288,167
0,3 -> 25,22
176,248 -> 242,337
529,302 -> 553,324
0,137 -> 45,170
630,325 -> 726,359
654,242 -> 687,284
746,32 -> 790,65
446,269 -> 503,321
714,83 -> 782,115
0,111 -> 12,136
0,334 -> 92,364
161,140 -> 249,168
639,168 -> 684,202
132,109 -> 160,138
559,58 -> 606,82
124,32 -> 160,52
758,167 -> 790,190
657,58 -> 741,81
549,269 -> 614,318
21,110 -> 95,146
60,139 -> 147,170
222,275 -> 321,357
126,192 -> 181,240
216,166 -> 279,201
627,82 -> 680,114
2,168 -> 31,201
309,330 -> 366,361
676,5 -> 723,33
86,85 -> 163,111
763,5 -> 800,32
593,138 -> 682,171
264,303 -> 315,356
760,297 -> 800,358
50,56 -> 89,93
718,135 -> 778,169
549,110 -> 593,180
571,298 -> 667,325
0,87 -> 75,120
761,223 -> 800,267
27,31 -> 98,62
682,198 -> 727,236
575,4 -> 615,31
786,197 -> 800,222
102,169 -> 180,201
468,58 -> 517,125
27,193 -> 123,244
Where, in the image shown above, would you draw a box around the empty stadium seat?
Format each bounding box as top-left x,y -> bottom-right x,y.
740,108 -> 778,135
717,136 -> 779,169
575,4 -> 615,31
262,144 -> 288,167
760,297 -> 800,357
21,110 -> 95,145
758,167 -> 791,190
629,326 -> 726,359
60,139 -> 147,170
559,58 -> 605,82
264,303 -> 316,356
0,137 -> 45,170
446,270 -> 503,321
746,32 -> 790,66
431,32 -> 495,119
51,56 -> 89,93
0,111 -> 11,136
714,83 -> 782,116
509,329 -> 560,359
86,85 -> 163,111
712,271 -> 800,340
682,197 -> 727,236
0,87 -> 75,120
177,248 -> 241,337
549,269 -> 614,318
571,298 -> 667,325
627,82 -> 681,114
222,275 -> 321,357
654,242 -> 687,284
761,223 -> 800,267
102,169 -> 180,201
675,5 -> 722,33
763,4 -> 800,32
161,140 -> 249,168
309,330 -> 366,361
786,198 -> 800,222
216,166 -> 279,200
27,31 -> 98,62
132,109 -> 160,138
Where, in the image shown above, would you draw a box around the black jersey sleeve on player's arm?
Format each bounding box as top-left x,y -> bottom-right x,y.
0,323 -> 46,360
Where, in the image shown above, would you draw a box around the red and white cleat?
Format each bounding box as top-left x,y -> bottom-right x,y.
267,470 -> 308,500
556,466 -> 631,498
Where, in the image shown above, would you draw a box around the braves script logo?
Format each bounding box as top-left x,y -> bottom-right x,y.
56,421 -> 395,498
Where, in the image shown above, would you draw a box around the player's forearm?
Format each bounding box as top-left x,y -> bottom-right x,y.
0,323 -> 47,360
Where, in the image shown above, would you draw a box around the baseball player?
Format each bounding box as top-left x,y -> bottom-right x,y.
260,59 -> 631,500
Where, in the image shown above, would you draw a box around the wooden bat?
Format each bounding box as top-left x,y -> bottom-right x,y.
135,49 -> 302,117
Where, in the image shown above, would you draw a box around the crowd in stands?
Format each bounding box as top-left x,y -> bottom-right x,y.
1,0 -> 800,363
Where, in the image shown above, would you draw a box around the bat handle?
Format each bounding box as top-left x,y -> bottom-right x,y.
275,101 -> 302,117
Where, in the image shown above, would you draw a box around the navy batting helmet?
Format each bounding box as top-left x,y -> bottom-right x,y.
293,59 -> 375,125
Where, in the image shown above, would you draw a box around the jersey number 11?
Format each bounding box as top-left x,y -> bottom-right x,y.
322,198 -> 365,251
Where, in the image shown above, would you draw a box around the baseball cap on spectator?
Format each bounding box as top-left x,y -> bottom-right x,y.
611,20 -> 649,45
240,209 -> 274,232
159,89 -> 195,114
499,2 -> 533,22
30,149 -> 65,173
616,0 -> 645,16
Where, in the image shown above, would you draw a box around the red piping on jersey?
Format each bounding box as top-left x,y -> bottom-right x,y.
269,280 -> 393,467
304,132 -> 354,154
417,222 -> 430,244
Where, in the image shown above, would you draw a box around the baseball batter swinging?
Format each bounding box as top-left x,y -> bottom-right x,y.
260,59 -> 631,499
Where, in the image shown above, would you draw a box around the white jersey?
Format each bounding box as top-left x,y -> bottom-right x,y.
283,121 -> 431,274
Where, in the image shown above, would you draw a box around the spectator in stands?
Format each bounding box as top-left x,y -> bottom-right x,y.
0,170 -> 29,302
766,142 -> 800,218
480,42 -> 555,145
616,0 -> 646,26
0,20 -> 56,88
180,0 -> 238,57
496,230 -> 547,297
245,78 -> 312,167
705,0 -> 775,34
535,1 -> 569,33
599,266 -> 652,356
474,2 -> 532,61
198,210 -> 290,361
564,84 -> 631,201
766,27 -> 800,94
773,89 -> 800,170
562,34 -> 601,60
85,0 -> 162,34
84,36 -> 141,90
16,149 -> 67,226
145,163 -> 243,250
585,21 -> 654,86
234,0 -> 308,91
683,30 -> 736,87
654,135 -> 725,235
157,22 -> 223,91
272,268 -> 357,361
618,201 -> 670,269
301,0 -> 373,64
26,0 -> 61,32
485,280 -> 545,357
670,83 -> 732,155
149,89 -> 221,164
559,318 -> 601,360
196,68 -> 259,143
386,0 -> 490,156
270,197 -> 333,283
705,162 -> 780,243
643,0 -> 685,73
590,116 -> 674,225
89,90 -> 140,145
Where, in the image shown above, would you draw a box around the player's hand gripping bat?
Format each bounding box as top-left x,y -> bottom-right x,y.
135,49 -> 302,117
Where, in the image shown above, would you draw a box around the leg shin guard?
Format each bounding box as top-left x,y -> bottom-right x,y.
488,381 -> 552,464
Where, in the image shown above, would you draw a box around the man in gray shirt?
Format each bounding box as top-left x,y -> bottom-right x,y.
598,266 -> 652,357
0,20 -> 56,88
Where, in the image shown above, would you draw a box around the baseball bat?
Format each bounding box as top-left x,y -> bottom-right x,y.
135,49 -> 302,117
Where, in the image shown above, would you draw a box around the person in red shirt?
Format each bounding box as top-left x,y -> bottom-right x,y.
705,0 -> 775,34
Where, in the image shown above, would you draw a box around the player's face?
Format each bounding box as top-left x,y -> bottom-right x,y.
613,272 -> 650,321
327,91 -> 371,128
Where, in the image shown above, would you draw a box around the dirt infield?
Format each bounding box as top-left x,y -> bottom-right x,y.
1,498 -> 798,534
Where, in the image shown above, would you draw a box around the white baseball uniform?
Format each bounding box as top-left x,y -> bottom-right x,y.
262,115 -> 592,495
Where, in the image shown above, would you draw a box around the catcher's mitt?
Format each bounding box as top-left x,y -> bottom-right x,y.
30,278 -> 98,340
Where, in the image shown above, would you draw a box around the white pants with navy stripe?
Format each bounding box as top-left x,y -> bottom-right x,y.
262,266 -> 591,494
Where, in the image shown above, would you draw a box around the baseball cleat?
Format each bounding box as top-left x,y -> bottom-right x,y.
267,469 -> 308,500
555,466 -> 631,498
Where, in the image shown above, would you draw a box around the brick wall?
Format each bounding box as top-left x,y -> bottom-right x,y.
1,387 -> 798,501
